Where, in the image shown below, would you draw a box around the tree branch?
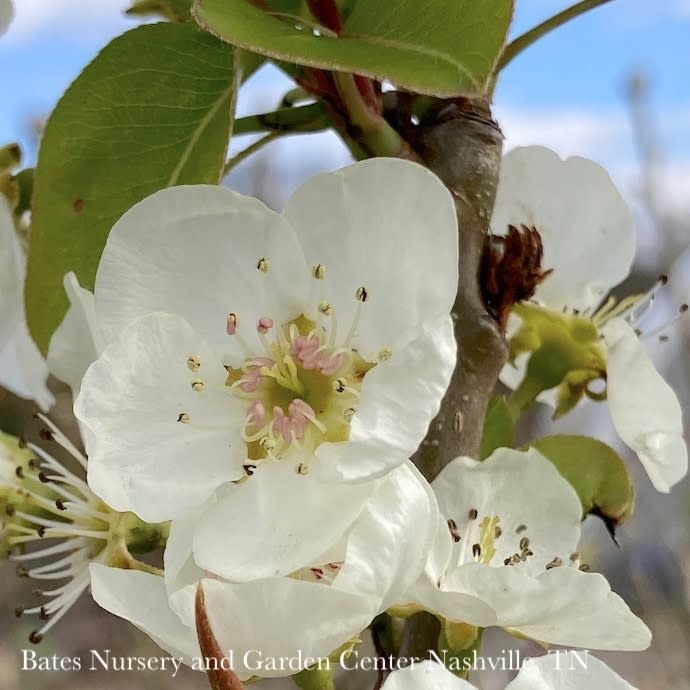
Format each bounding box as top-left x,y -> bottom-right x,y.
398,97 -> 507,657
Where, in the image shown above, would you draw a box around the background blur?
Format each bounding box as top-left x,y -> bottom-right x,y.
0,1 -> 688,688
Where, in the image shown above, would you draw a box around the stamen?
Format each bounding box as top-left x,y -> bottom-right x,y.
191,379 -> 205,392
186,355 -> 201,372
226,313 -> 239,335
312,264 -> 326,280
256,257 -> 270,273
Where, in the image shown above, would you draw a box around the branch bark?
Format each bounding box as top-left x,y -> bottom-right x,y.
398,98 -> 508,657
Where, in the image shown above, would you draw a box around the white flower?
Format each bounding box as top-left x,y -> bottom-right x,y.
1,418 -> 114,642
89,462 -> 436,680
71,158 -> 459,574
407,447 -> 651,651
493,146 -> 687,492
0,0 -> 13,35
380,655 -> 638,689
0,195 -> 53,410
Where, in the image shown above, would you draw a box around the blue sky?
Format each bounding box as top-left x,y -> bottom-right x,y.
0,0 -> 688,214
0,0 -> 690,201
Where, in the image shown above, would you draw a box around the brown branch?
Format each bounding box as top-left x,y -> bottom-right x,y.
398,97 -> 507,657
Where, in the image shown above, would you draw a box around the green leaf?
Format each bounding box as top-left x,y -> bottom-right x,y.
480,396 -> 514,460
532,435 -> 634,530
193,0 -> 514,97
26,23 -> 237,353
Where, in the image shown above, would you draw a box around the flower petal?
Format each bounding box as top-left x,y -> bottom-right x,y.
196,577 -> 373,680
192,459 -> 375,581
282,158 -> 459,358
491,147 -> 635,313
75,312 -> 245,521
506,652 -> 639,689
93,185 -> 310,361
334,463 -> 435,609
603,317 -> 687,492
89,563 -> 200,663
314,314 -> 455,483
12,319 -> 54,412
47,273 -> 102,397
381,661 -> 477,689
433,448 -> 581,576
441,564 -> 650,650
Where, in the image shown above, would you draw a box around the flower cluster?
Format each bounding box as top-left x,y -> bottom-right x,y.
2,153 -> 684,688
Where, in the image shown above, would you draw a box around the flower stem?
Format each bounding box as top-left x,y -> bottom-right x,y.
222,132 -> 281,177
496,0 -> 614,73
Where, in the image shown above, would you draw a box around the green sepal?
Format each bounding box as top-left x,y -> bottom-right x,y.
531,434 -> 635,533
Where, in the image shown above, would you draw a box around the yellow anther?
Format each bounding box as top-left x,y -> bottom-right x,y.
311,264 -> 326,280
191,379 -> 205,392
256,257 -> 269,273
186,355 -> 201,372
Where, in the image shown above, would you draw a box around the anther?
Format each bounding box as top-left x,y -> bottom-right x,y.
318,300 -> 333,316
578,563 -> 590,572
38,471 -> 49,483
472,543 -> 481,558
312,264 -> 326,280
297,463 -> 309,475
515,524 -> 527,534
16,565 -> 29,577
257,317 -> 273,334
259,436 -> 276,450
343,408 -> 356,422
447,519 -> 461,542
545,557 -> 563,570
39,427 -> 53,441
468,508 -> 478,520
14,607 -> 24,618
177,413 -> 191,424
569,552 -> 579,563
680,304 -> 688,313
186,355 -> 201,372
55,499 -> 66,511
256,257 -> 269,273
355,286 -> 369,303
29,631 -> 44,644
243,464 -> 256,477
37,527 -> 46,538
15,466 -> 24,479
659,274 -> 669,285
226,313 -> 239,335
519,537 -> 530,550
377,347 -> 393,362
333,378 -> 347,393
494,525 -> 503,539
191,379 -> 205,392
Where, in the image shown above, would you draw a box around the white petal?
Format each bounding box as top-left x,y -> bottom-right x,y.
314,315 -> 455,482
433,448 -> 581,575
603,317 -> 687,492
94,185 -> 310,360
0,0 -> 13,34
76,312 -> 245,521
335,463 -> 435,609
12,318 -> 54,411
381,661 -> 477,689
192,460 -> 375,581
89,563 -> 200,663
491,147 -> 635,312
47,273 -> 102,397
503,568 -> 651,650
283,158 -> 458,358
198,577 -> 373,680
507,652 -> 639,690
0,196 -> 21,349
440,564 -> 650,650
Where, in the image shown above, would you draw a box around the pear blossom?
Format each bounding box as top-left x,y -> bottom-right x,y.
493,146 -> 687,492
71,158 -> 459,573
406,447 -> 651,651
0,418 -> 150,643
89,462 -> 446,680
380,655 -> 638,689
0,195 -> 53,410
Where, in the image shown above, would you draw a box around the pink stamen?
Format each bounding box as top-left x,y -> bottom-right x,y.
291,335 -> 344,375
271,399 -> 314,442
226,313 -> 238,336
257,317 -> 274,334
246,401 -> 266,428
239,357 -> 273,393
